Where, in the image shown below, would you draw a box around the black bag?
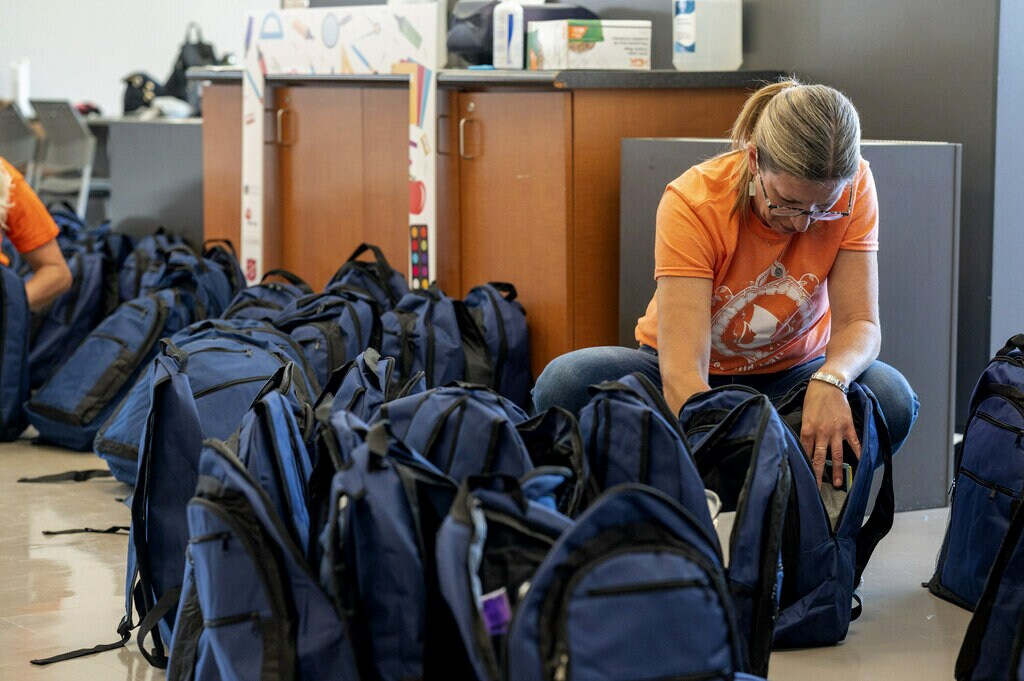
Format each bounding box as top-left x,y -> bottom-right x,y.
122,72 -> 167,115
164,23 -> 218,110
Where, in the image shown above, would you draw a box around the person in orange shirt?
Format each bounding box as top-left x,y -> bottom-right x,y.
0,157 -> 72,310
533,78 -> 918,487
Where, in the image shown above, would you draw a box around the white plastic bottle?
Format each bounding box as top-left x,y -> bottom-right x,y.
493,1 -> 525,70
672,0 -> 743,71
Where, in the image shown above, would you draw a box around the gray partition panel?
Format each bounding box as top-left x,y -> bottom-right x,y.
620,138 -> 960,511
108,119 -> 204,245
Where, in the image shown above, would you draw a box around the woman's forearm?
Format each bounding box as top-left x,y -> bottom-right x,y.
24,262 -> 73,311
820,318 -> 881,385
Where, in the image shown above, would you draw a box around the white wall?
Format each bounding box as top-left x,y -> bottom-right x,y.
0,0 -> 277,116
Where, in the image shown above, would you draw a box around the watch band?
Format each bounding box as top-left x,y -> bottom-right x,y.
810,371 -> 849,395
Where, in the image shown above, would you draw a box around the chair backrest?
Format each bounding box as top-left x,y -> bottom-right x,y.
0,103 -> 38,176
29,100 -> 95,174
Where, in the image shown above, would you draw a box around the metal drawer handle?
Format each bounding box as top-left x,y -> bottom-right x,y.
276,108 -> 294,146
459,117 -> 477,160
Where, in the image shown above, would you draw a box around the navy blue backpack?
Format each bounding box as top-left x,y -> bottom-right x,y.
28,250 -> 107,389
578,372 -> 713,531
436,475 -> 573,681
517,406 -> 592,517
327,242 -> 409,310
222,268 -> 313,322
955,497 -> 1024,681
0,265 -> 29,441
381,285 -> 465,390
235,388 -> 315,551
374,384 -> 533,484
272,287 -> 382,389
323,347 -> 424,423
317,420 -> 474,680
506,485 -> 767,681
138,247 -> 234,319
123,339 -> 315,668
94,319 -> 318,486
464,282 -> 532,410
679,387 -> 796,674
119,229 -> 192,302
49,204 -> 134,270
769,380 -> 894,647
302,400 -> 369,571
25,289 -> 195,451
166,407 -> 360,679
200,239 -> 246,299
929,334 -> 1024,609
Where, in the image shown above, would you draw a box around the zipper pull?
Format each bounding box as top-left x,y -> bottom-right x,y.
553,652 -> 569,681
990,487 -> 998,502
517,580 -> 531,602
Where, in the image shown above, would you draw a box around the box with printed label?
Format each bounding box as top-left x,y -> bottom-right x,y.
527,19 -> 652,71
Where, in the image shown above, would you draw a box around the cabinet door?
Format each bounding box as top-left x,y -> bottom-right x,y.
274,86 -> 408,289
457,91 -> 572,380
202,83 -> 242,249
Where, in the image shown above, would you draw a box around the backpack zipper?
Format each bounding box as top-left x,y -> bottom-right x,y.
974,411 -> 1024,447
193,374 -> 274,400
958,467 -> 1021,502
548,542 -> 735,681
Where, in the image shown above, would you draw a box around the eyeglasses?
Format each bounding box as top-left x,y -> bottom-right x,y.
757,164 -> 854,221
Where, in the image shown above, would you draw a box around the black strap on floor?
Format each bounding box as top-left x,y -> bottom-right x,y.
29,617 -> 131,666
18,469 -> 113,483
42,526 -> 130,536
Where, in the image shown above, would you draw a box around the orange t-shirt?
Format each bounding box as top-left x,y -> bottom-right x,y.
634,150 -> 878,375
0,157 -> 59,265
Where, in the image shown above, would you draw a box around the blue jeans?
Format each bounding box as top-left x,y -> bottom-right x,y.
532,346 -> 920,456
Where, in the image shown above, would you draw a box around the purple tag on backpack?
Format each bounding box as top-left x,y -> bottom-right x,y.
481,587 -> 512,635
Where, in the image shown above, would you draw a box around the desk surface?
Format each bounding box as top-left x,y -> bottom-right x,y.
188,66 -> 783,91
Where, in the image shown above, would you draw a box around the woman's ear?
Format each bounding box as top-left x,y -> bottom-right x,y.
745,143 -> 758,176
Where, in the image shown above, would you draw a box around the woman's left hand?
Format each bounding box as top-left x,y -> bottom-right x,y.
799,380 -> 861,489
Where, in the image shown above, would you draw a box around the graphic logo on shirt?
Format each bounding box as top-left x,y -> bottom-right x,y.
709,263 -> 824,372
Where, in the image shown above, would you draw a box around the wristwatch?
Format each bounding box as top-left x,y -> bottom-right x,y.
810,371 -> 849,395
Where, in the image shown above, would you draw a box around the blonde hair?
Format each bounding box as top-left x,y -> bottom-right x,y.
0,162 -> 11,231
727,77 -> 862,216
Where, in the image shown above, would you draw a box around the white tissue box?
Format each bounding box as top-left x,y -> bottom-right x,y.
527,19 -> 652,71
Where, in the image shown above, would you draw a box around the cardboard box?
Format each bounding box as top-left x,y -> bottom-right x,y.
527,19 -> 652,71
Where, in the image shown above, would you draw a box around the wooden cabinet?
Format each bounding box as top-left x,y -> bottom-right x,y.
274,85 -> 409,289
202,81 -> 409,290
440,86 -> 750,378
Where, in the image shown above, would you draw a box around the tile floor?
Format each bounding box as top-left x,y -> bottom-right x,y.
0,438 -> 971,680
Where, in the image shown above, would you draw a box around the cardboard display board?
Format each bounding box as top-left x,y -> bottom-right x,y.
241,4 -> 439,288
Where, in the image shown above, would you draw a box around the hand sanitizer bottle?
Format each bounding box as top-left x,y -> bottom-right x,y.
493,1 -> 525,69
